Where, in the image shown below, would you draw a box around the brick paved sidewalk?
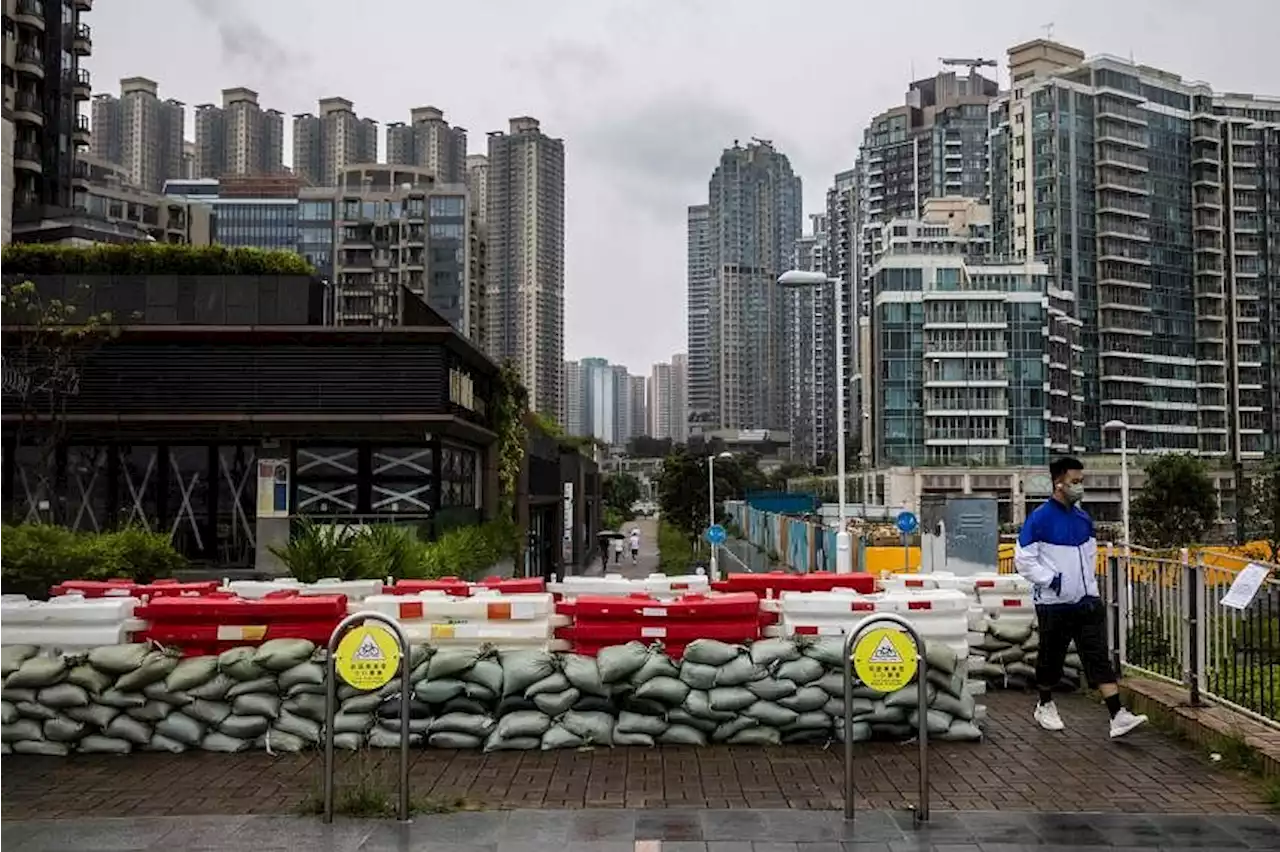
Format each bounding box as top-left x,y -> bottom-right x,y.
1,692 -> 1271,820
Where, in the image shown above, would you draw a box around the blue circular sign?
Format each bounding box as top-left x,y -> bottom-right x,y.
705,524 -> 727,545
896,511 -> 919,534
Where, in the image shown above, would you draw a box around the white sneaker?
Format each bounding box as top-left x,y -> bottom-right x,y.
1109,708 -> 1148,739
1034,701 -> 1066,731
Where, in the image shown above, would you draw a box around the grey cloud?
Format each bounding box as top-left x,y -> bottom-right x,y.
578,97 -> 760,219
508,41 -> 616,89
187,0 -> 304,72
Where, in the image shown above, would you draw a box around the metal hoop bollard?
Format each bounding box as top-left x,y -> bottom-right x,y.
842,613 -> 930,823
322,612 -> 413,824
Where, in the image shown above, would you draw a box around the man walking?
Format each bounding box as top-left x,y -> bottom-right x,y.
629,528 -> 641,565
1015,457 -> 1148,738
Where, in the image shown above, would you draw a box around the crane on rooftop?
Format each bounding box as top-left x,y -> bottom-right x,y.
939,57 -> 998,78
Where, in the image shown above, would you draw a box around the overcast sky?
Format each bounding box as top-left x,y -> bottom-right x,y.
91,0 -> 1277,375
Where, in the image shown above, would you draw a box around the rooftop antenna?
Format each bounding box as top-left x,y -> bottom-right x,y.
1041,22 -> 1055,40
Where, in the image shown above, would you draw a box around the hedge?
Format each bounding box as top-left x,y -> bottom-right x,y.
0,243 -> 315,276
0,524 -> 190,600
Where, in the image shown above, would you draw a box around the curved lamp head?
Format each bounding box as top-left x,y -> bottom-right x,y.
777,269 -> 827,288
1103,420 -> 1128,432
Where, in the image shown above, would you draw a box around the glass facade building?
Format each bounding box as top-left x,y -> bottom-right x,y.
211,200 -> 298,252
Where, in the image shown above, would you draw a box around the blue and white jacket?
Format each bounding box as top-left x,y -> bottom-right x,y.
1014,498 -> 1100,607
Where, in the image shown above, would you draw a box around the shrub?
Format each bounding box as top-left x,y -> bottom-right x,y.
657,520 -> 698,575
0,243 -> 315,276
0,523 -> 187,599
270,519 -> 372,583
412,518 -> 519,580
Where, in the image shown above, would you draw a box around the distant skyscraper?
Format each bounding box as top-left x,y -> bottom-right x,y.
700,139 -> 802,432
193,88 -> 284,179
581,358 -> 619,445
293,98 -> 378,187
787,215 -> 834,465
562,360 -> 585,436
685,204 -> 714,436
90,78 -> 185,193
670,353 -> 688,444
627,375 -> 648,442
465,154 -> 488,224
648,355 -> 688,442
386,107 -> 466,183
484,117 -> 565,418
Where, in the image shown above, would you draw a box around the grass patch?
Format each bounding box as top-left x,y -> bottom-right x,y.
299,788 -> 480,818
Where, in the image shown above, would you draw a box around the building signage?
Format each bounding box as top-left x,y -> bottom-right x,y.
449,367 -> 476,411
256,459 -> 290,519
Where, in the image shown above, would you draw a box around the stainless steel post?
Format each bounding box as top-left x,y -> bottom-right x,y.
841,612 -> 930,823
323,611 -> 413,824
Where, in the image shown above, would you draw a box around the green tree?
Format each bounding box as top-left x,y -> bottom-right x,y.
602,472 -> 642,523
656,448 -> 764,539
1131,454 -> 1219,548
1242,455 -> 1280,561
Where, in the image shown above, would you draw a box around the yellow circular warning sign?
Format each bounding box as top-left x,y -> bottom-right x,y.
852,627 -> 918,693
335,623 -> 401,691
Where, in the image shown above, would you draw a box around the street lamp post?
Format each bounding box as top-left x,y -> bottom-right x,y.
707,451 -> 732,580
779,269 -> 852,574
1104,420 -> 1130,551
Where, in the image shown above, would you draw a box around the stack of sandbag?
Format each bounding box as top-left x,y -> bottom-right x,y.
484,649 -> 614,751
965,618 -> 1082,692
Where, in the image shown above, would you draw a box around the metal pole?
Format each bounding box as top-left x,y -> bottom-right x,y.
1107,546 -> 1122,679
833,276 -> 852,574
1119,427 -> 1130,556
708,456 -> 719,582
842,612 -> 930,823
323,611 -> 413,824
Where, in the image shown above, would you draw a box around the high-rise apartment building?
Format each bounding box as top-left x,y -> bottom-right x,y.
193,88 -> 284,179
386,107 -> 466,183
484,117 -> 565,417
561,360 -> 585,436
626,374 -> 648,443
4,0 -> 93,240
648,355 -> 688,442
292,97 -> 378,187
685,204 -> 714,436
580,358 -> 619,445
465,154 -> 488,225
697,139 -> 802,432
91,78 -> 185,193
989,39 -> 1280,459
787,215 -> 835,465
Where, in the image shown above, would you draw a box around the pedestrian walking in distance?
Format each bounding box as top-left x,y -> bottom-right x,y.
629,528 -> 641,565
1015,456 -> 1148,739
612,536 -> 624,565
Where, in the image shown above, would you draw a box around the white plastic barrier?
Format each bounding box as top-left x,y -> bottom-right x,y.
768,588 -> 971,658
548,572 -> 710,598
352,592 -> 562,650
1,595 -> 146,651
223,578 -> 384,601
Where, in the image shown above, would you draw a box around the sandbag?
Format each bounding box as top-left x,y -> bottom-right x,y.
115,651 -> 178,693
500,650 -> 557,696
497,710 -> 552,739
220,714 -> 270,739
429,730 -> 482,749
275,710 -> 322,743
1,687 -> 35,703
931,690 -> 976,722
803,638 -> 847,667
258,728 -> 310,753
778,686 -> 828,713
429,712 -> 495,737
924,643 -> 958,674
525,672 -> 570,698
165,657 -> 219,692
377,697 -> 432,719
597,642 -> 649,683
741,700 -> 798,727
616,711 -> 667,737
618,695 -> 667,717
497,695 -> 539,716
17,700 -> 56,721
540,725 -> 584,750
683,690 -> 735,722
677,661 -> 719,690
727,727 -> 780,745
938,719 -> 983,741
44,715 -> 88,743
428,648 -> 481,680
561,654 -> 606,696
274,661 -> 323,693
533,689 -> 579,717
2,719 -> 43,742
926,668 -> 966,700
683,639 -> 742,667
562,710 -> 614,746
144,733 -> 187,753
284,693 -> 326,722
990,621 -> 1033,644
183,699 -> 232,726
333,732 -> 363,751
784,711 -> 831,731
104,715 -> 153,745
977,636 -> 1013,652
749,638 -> 801,667
368,727 -> 422,749
14,740 -> 69,756
155,714 -> 205,746
714,655 -> 763,687
636,676 -> 688,705
1,645 -> 38,678
253,639 -> 315,672
189,673 -> 236,701
341,692 -> 384,715
227,677 -> 278,700
865,702 -> 907,725
416,678 -> 466,704
632,652 -> 679,685
65,704 -> 117,728
612,730 -> 655,747
666,708 -> 715,733
483,732 -> 541,752
332,713 -> 373,735
465,659 -> 504,696
88,644 -> 151,676
98,690 -> 147,709
907,708 -> 954,735
573,695 -> 614,714
202,731 -> 250,753
142,682 -> 191,706
125,700 -> 171,723
884,684 -> 936,708
1006,662 -> 1037,681
79,731 -> 132,752
775,657 -> 824,685
67,664 -> 114,695
711,716 -> 758,742
7,655 -> 68,688
708,686 -> 756,712
0,701 -> 15,724
659,724 -> 707,746
747,677 -> 798,701
218,647 -> 264,682
988,647 -> 1024,665
836,721 -> 873,743
233,693 -> 281,720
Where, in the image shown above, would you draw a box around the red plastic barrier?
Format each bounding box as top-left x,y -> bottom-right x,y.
472,577 -> 546,595
50,579 -> 221,599
711,571 -> 877,597
561,592 -> 760,622
135,594 -> 346,622
389,578 -> 472,596
139,619 -> 340,647
557,619 -> 760,645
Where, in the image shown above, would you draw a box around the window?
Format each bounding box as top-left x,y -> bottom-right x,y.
429,223 -> 464,239
440,445 -> 477,508
429,196 -> 465,217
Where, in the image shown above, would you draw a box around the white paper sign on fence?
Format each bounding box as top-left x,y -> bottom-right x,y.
1219,563 -> 1272,610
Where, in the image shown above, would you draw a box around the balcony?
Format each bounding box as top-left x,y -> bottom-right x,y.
71,159 -> 90,186
13,90 -> 43,126
70,67 -> 91,99
14,140 -> 42,173
15,0 -> 45,29
15,44 -> 45,78
72,114 -> 91,145
73,23 -> 92,55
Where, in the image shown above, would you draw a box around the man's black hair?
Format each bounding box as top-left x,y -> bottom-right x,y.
1050,456 -> 1084,482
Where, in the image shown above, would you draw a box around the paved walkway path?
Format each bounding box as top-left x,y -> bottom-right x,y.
2,693 -> 1272,821
584,518 -> 661,579
4,808 -> 1277,851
